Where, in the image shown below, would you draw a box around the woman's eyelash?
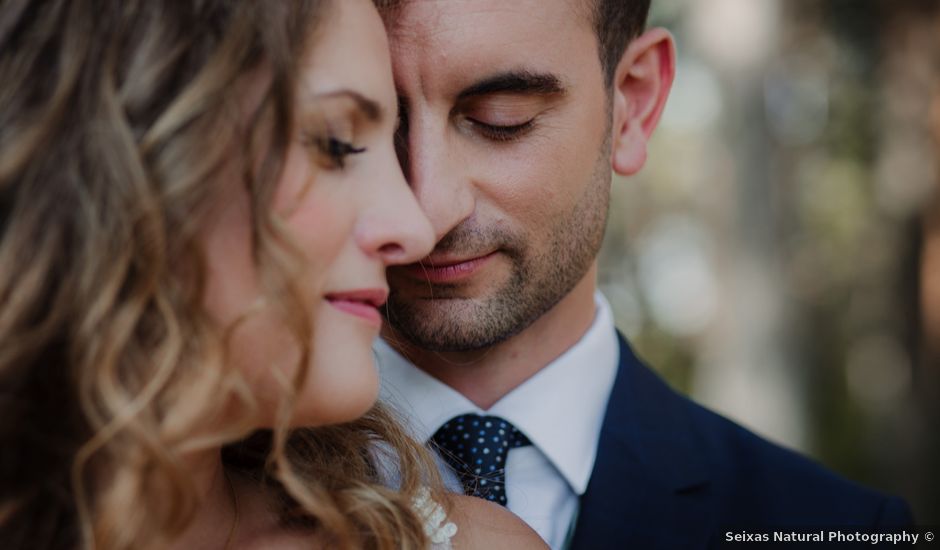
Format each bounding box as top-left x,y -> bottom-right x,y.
470,119 -> 535,142
303,134 -> 367,169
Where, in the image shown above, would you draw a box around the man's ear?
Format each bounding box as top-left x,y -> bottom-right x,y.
610,28 -> 676,176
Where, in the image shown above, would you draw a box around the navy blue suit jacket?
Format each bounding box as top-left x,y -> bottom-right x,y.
569,333 -> 913,549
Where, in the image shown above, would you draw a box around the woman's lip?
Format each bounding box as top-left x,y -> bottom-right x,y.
324,288 -> 387,327
401,252 -> 498,284
324,288 -> 388,307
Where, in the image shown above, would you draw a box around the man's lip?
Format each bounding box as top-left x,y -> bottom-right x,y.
324,288 -> 388,326
398,252 -> 498,284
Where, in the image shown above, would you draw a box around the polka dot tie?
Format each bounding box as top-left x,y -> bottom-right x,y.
430,414 -> 532,507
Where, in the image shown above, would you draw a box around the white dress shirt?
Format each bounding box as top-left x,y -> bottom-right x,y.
376,293 -> 620,549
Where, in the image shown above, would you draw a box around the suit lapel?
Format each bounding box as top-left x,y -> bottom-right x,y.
569,333 -> 715,549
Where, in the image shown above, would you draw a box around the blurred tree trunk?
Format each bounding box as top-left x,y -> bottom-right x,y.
918,0 -> 940,526
878,0 -> 940,523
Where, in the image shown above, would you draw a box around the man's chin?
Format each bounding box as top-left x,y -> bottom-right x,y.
385,323 -> 512,354
384,294 -> 527,353
385,293 -> 478,324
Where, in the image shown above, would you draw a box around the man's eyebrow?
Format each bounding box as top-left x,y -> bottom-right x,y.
314,90 -> 383,122
457,71 -> 566,100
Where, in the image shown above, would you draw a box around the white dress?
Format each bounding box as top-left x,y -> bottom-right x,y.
411,487 -> 458,549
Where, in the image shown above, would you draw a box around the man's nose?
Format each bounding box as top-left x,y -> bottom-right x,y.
398,113 -> 474,243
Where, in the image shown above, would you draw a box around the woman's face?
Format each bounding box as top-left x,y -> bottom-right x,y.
202,0 -> 433,427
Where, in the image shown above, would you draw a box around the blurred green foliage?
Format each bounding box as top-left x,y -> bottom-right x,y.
600,0 -> 939,523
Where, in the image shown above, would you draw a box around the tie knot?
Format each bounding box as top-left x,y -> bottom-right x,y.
430,414 -> 531,506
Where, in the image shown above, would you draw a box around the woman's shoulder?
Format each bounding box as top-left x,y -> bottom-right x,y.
446,494 -> 548,549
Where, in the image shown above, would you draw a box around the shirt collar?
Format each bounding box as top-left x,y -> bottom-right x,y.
376,292 -> 619,495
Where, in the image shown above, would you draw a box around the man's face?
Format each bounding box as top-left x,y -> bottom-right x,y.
384,0 -> 612,352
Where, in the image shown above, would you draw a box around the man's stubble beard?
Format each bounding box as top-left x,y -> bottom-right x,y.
384,139 -> 613,353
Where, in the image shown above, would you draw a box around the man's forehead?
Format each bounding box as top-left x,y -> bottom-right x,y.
383,0 -> 595,94
384,0 -> 592,47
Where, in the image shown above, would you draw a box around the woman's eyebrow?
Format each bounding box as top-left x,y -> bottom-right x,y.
314,89 -> 383,122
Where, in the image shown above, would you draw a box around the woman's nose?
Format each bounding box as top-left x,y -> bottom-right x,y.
356,164 -> 435,266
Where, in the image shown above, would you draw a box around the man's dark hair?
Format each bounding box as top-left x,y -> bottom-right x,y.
592,0 -> 651,85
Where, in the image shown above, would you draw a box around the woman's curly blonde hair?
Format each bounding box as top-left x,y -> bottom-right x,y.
0,0 -> 439,548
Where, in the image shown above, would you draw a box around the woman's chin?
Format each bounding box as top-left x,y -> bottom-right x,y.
289,354 -> 381,427
282,307 -> 383,426
290,393 -> 379,428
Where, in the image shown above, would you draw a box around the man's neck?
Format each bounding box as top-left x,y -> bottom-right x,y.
388,267 -> 598,410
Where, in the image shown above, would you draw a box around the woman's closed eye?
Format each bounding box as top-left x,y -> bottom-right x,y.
299,96 -> 374,170
304,133 -> 367,170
